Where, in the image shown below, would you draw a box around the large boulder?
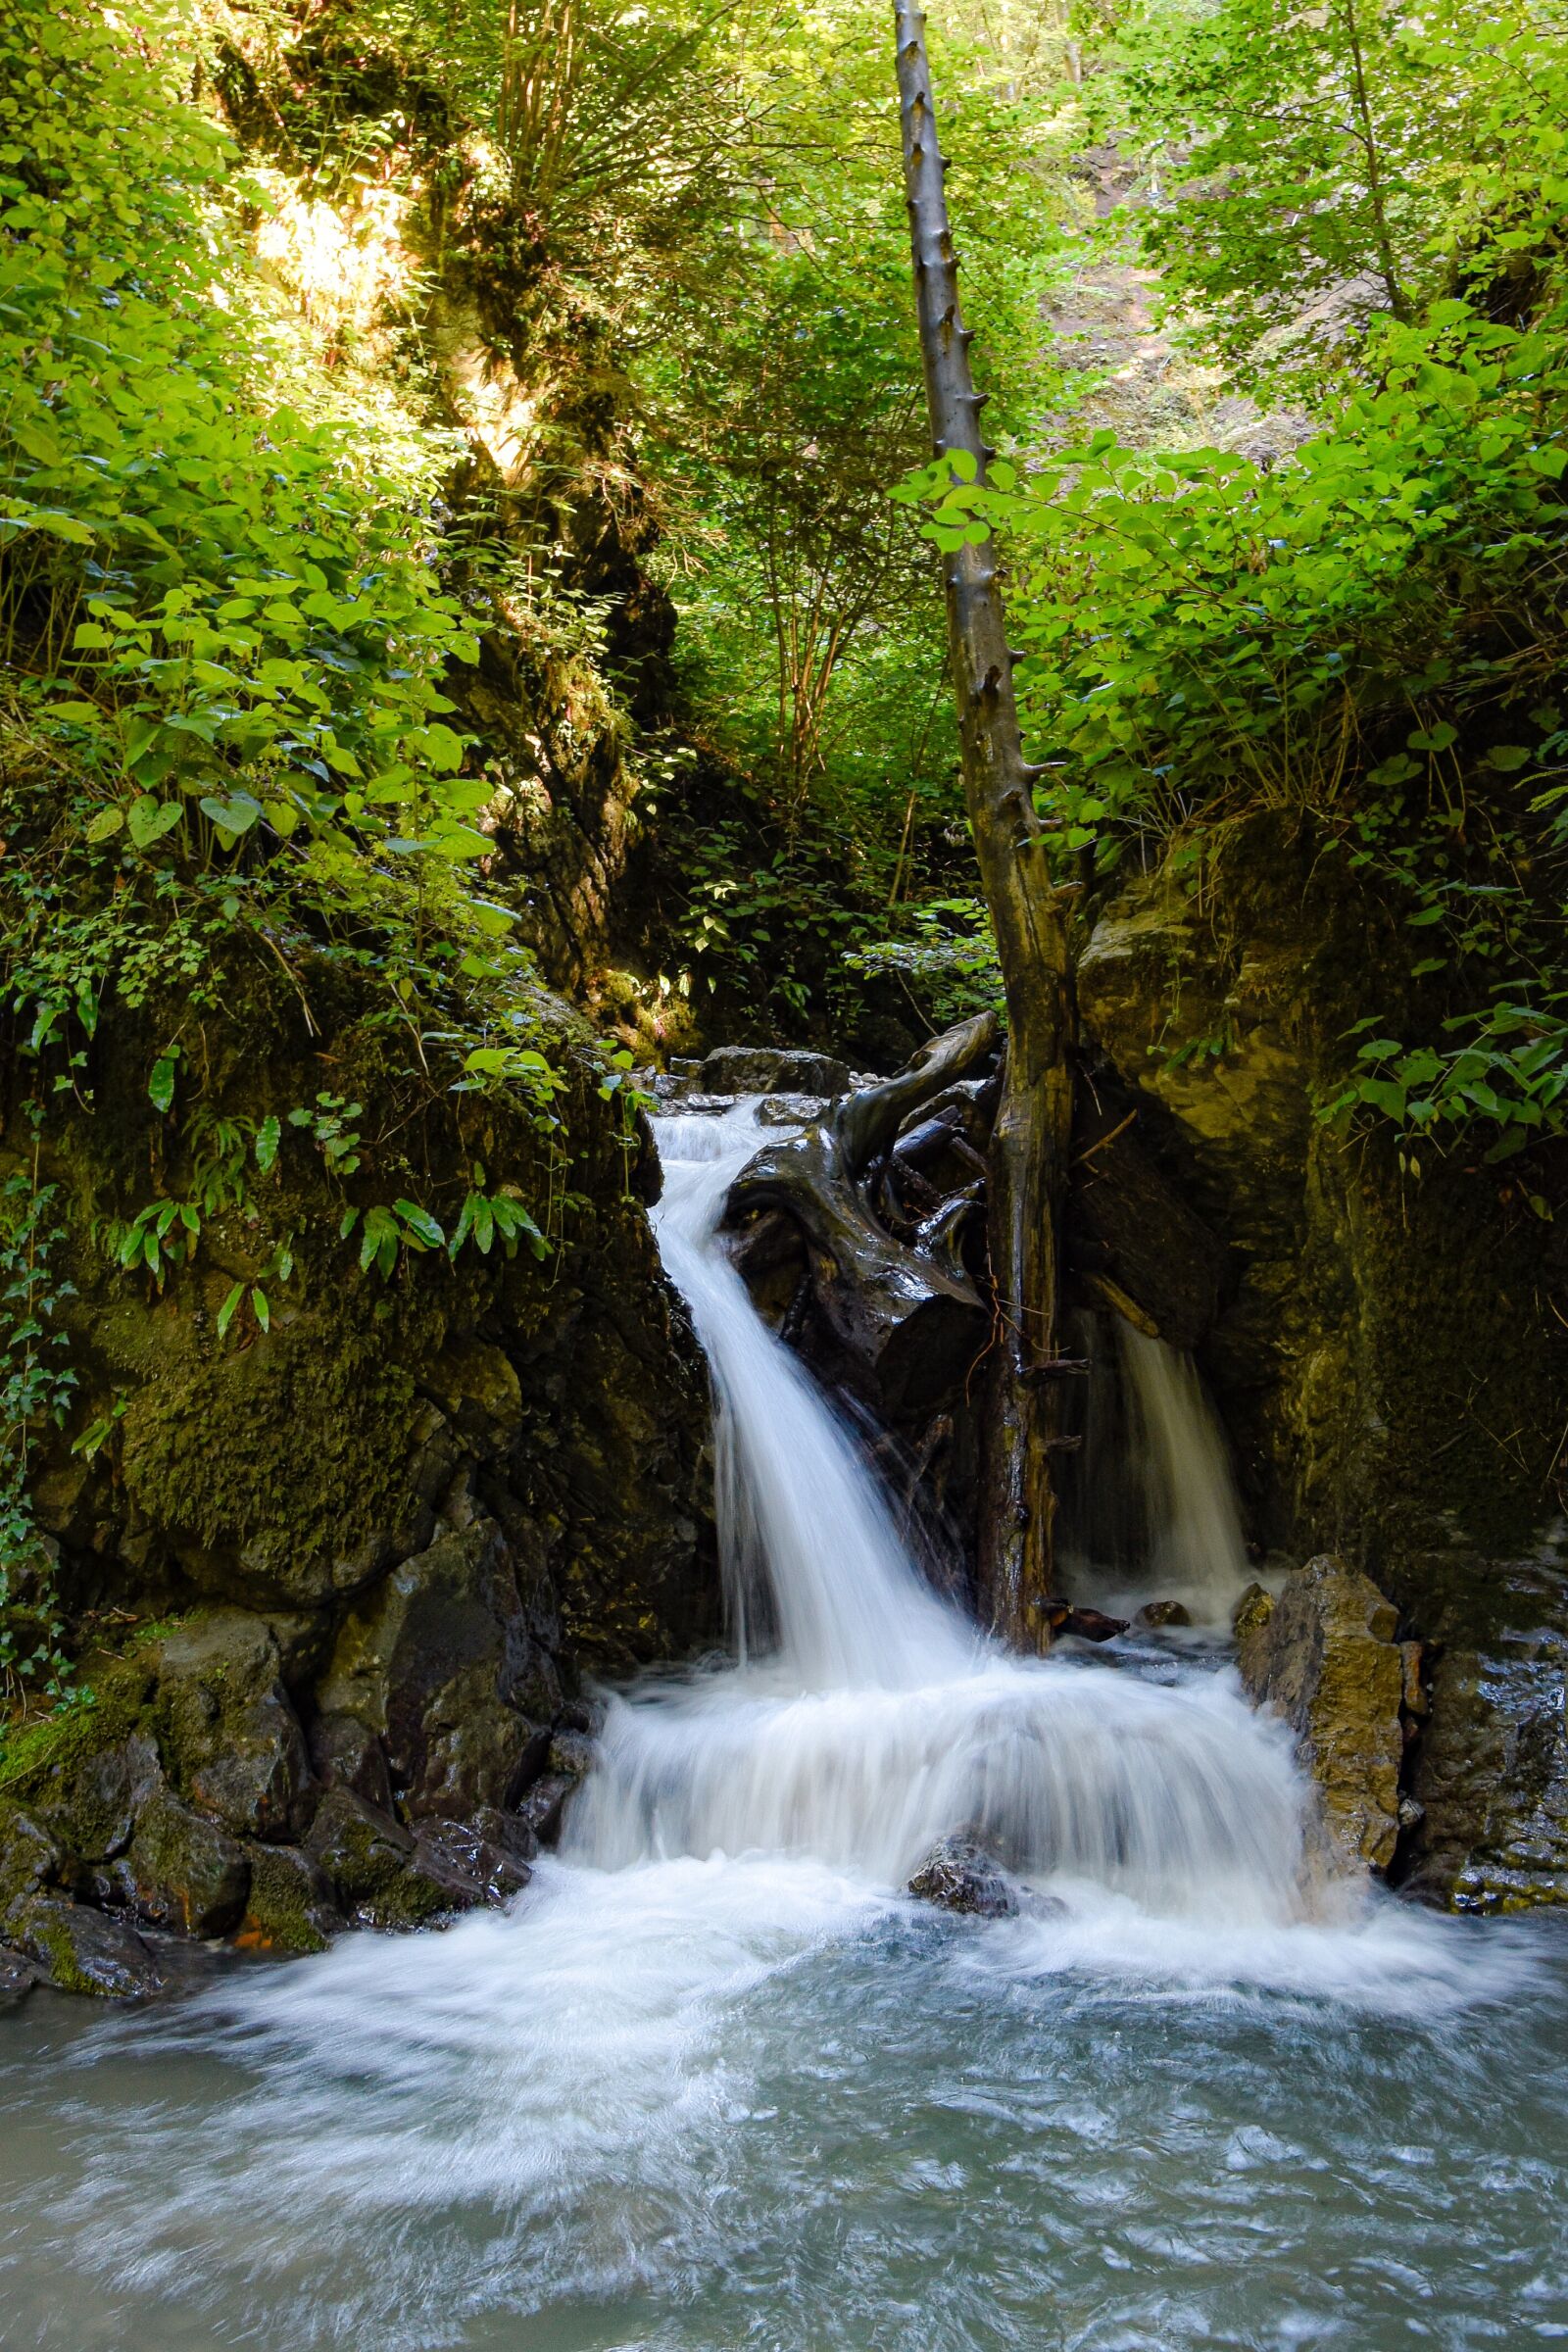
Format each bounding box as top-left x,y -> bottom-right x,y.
315,1516 -> 558,1822
1238,1554 -> 1408,1874
700,1046 -> 852,1099
156,1613 -> 313,1842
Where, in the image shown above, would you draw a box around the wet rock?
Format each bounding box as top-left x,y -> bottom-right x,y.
11,1895 -> 164,1998
308,1711 -> 394,1811
104,1790 -> 251,1938
1239,1553 -> 1404,1873
304,1786 -> 491,1929
516,1774 -> 578,1845
1136,1600 -> 1192,1629
33,1732 -> 160,1865
1065,1089 -> 1230,1351
701,1047 -> 851,1099
415,1813 -> 532,1903
305,1787 -> 419,1912
1075,825 -> 1567,1907
907,1833 -> 1019,1919
238,1843 -> 344,1955
757,1093 -> 830,1127
316,1518 -> 558,1822
1232,1582 -> 1274,1641
0,1948 -> 42,1999
547,1729 -> 597,1781
1045,1602 -> 1129,1643
0,1803 -> 62,1924
158,1612 -> 313,1843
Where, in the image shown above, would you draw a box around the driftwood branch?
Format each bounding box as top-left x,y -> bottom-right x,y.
723,1020 -> 996,1423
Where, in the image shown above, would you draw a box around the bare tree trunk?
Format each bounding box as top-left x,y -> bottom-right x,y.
892,1 -> 1075,1646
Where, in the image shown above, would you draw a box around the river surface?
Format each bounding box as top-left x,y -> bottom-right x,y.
1,1100 -> 1565,2350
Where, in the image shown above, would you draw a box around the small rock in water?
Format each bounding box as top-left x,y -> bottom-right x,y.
1232,1581 -> 1274,1640
907,1833 -> 1018,1919
0,1948 -> 42,2001
1137,1599 -> 1192,1629
1043,1600 -> 1129,1643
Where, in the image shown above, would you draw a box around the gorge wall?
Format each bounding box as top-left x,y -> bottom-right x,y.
1075,812 -> 1568,1909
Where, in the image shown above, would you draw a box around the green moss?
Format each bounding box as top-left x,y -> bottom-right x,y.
121,1322 -> 426,1592
239,1846 -> 336,1956
0,1658 -> 155,1798
28,1911 -> 97,1996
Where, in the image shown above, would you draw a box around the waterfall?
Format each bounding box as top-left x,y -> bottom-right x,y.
1058,1310 -> 1255,1630
567,1102 -> 1317,1924
1115,1321 -> 1253,1623
0,1099 -> 1506,2352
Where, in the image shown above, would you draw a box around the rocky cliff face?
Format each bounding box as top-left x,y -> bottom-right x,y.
0,959 -> 714,1997
1075,812 -> 1568,1908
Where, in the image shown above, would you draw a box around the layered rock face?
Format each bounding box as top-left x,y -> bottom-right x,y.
1076,813 -> 1568,1908
0,976 -> 714,1997
1238,1555 -> 1420,1878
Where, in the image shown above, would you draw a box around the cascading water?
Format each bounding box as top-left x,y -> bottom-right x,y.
0,1096 -> 1557,2352
572,1100 -> 1309,1918
1115,1321 -> 1253,1620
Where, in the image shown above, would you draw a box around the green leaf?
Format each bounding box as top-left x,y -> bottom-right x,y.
251,1286 -> 270,1333
1358,1078 -> 1408,1120
255,1114 -> 281,1173
85,805 -> 124,843
199,794 -> 263,837
216,1280 -> 245,1342
392,1199 -> 445,1250
127,795 -> 182,850
148,1054 -> 177,1114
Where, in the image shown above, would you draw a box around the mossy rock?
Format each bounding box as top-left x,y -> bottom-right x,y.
238,1843 -> 343,1956
116,1790 -> 251,1937
120,1326 -> 447,1608
10,1895 -> 163,1999
0,1657 -> 160,1805
154,1611 -> 313,1841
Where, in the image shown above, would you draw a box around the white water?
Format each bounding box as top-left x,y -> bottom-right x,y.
0,1095 -> 1549,2352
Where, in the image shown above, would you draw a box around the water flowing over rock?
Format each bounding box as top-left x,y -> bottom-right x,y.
567,1100 -> 1333,1929
1075,815 -> 1568,1904
907,1832 -> 1019,1919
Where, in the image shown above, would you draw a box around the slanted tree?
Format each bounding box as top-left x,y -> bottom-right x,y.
892,1 -> 1075,1645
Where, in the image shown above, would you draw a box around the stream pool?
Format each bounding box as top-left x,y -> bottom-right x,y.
0,1861 -> 1564,2351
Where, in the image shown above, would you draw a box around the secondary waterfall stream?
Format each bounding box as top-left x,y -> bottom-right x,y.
0,1097 -> 1563,2351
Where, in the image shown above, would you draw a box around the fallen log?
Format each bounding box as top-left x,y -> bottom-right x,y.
721,1014 -> 999,1424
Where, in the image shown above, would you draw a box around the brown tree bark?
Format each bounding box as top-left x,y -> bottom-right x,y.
892,1 -> 1075,1646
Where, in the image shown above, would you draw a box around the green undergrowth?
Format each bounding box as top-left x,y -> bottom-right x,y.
0,0 -> 647,1712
